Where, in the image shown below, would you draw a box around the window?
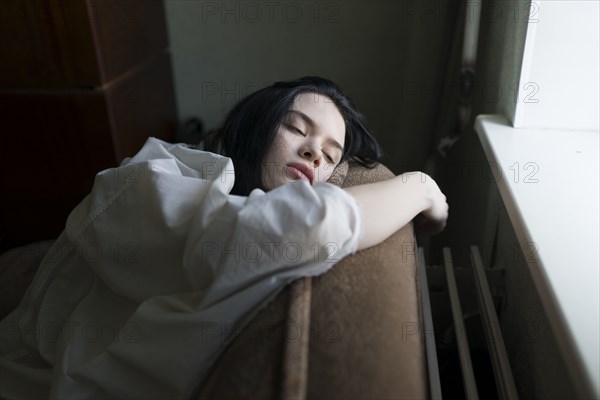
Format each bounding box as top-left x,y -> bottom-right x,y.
513,0 -> 599,130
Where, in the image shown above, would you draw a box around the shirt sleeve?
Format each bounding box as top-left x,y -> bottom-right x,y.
65,137 -> 362,304
183,179 -> 362,305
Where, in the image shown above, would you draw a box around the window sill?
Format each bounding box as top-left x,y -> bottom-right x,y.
475,114 -> 599,398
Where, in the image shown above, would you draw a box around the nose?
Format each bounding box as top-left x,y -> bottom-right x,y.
299,143 -> 323,167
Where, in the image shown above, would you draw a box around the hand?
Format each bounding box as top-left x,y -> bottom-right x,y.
415,176 -> 448,235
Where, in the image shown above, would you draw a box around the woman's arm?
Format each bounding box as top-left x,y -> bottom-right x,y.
344,172 -> 449,251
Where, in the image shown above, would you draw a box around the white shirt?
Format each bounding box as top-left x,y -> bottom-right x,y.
0,138 -> 362,399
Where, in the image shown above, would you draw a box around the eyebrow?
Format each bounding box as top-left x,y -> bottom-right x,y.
286,110 -> 344,153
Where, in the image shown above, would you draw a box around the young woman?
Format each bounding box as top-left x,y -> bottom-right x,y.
204,76 -> 448,248
0,76 -> 447,399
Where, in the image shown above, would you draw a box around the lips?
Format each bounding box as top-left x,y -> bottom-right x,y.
287,162 -> 314,184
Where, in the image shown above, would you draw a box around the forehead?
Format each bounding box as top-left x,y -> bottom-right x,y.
289,92 -> 346,146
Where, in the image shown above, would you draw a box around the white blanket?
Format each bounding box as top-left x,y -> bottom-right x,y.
0,138 -> 361,399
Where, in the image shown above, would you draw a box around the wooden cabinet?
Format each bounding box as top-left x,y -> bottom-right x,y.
0,1 -> 177,250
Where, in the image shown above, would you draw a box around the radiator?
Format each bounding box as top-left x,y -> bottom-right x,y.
418,246 -> 518,399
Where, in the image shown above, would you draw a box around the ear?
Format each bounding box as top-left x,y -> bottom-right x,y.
326,161 -> 349,187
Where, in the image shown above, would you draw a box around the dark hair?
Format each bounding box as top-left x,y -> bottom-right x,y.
203,76 -> 383,195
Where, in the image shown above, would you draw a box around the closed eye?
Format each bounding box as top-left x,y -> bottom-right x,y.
285,124 -> 305,136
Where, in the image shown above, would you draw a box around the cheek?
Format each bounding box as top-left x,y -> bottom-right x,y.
269,132 -> 293,157
263,135 -> 283,163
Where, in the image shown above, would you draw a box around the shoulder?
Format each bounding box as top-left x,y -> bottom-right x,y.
116,137 -> 235,183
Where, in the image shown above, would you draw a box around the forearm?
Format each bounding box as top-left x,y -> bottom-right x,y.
344,173 -> 431,251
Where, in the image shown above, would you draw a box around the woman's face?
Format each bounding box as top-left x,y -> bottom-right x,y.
261,92 -> 346,190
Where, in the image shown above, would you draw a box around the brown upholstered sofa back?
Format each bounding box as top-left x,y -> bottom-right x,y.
198,161 -> 427,399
